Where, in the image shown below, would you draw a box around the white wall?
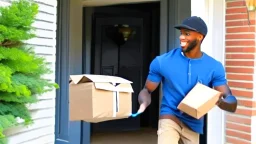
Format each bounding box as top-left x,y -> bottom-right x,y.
191,0 -> 226,144
1,0 -> 57,143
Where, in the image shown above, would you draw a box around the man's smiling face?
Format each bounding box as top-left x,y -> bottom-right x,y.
179,28 -> 203,53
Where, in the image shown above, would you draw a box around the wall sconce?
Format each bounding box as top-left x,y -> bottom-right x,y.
115,24 -> 135,41
246,0 -> 256,11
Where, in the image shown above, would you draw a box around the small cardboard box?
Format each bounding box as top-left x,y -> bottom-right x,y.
177,83 -> 222,119
69,74 -> 134,123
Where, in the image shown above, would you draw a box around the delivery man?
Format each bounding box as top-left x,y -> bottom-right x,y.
132,16 -> 237,144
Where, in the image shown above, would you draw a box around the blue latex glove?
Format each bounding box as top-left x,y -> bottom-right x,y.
222,95 -> 237,104
130,103 -> 147,117
130,112 -> 141,117
218,95 -> 237,112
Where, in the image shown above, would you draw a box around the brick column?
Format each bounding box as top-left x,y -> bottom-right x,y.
225,1 -> 256,144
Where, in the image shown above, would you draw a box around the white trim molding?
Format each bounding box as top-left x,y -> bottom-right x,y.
191,0 -> 226,144
252,116 -> 256,143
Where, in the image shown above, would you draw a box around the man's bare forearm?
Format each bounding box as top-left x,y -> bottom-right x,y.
218,85 -> 233,110
214,84 -> 232,99
137,80 -> 159,111
222,85 -> 232,98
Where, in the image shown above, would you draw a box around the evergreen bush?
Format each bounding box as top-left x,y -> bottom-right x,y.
0,0 -> 59,143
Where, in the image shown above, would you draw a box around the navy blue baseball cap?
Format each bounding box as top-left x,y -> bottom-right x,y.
174,16 -> 208,36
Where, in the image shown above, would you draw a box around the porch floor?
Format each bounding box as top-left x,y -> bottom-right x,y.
91,128 -> 157,144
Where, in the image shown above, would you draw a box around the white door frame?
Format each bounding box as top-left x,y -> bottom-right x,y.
191,0 -> 226,144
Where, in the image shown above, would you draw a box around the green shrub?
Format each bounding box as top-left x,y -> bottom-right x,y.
0,0 -> 59,143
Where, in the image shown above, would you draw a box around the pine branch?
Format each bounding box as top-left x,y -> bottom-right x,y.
0,138 -> 7,144
0,102 -> 32,124
0,46 -> 33,61
12,73 -> 56,95
0,115 -> 17,138
0,92 -> 37,103
0,40 -> 22,48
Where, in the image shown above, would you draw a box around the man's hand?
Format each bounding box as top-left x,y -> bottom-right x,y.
216,92 -> 225,105
214,84 -> 237,112
131,80 -> 159,117
137,102 -> 148,114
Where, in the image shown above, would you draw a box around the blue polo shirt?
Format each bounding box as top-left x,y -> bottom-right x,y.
147,48 -> 227,134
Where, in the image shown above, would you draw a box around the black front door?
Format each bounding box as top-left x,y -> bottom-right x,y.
91,17 -> 145,132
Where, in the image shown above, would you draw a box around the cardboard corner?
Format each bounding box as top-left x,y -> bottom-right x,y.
83,74 -> 133,84
177,102 -> 197,118
116,83 -> 134,93
196,111 -> 203,119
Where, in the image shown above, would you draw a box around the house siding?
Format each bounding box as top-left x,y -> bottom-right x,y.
225,1 -> 256,144
0,0 -> 57,144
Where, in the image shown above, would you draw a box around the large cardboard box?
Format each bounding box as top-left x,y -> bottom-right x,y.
69,74 -> 134,123
177,83 -> 222,119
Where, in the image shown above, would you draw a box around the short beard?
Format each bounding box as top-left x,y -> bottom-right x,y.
182,39 -> 198,53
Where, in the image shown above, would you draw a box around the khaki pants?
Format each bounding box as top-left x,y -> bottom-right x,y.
157,119 -> 199,144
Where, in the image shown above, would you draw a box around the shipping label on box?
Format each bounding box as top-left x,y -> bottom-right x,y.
69,74 -> 134,123
177,83 -> 222,119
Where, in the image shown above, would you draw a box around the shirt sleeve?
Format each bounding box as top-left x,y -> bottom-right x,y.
147,57 -> 162,83
212,61 -> 227,87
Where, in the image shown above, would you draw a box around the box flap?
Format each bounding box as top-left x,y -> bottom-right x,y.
70,74 -> 133,84
69,75 -> 90,84
94,83 -> 134,92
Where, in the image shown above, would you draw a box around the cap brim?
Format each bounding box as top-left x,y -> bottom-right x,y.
174,24 -> 197,32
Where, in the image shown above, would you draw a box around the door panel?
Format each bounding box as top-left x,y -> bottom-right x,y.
92,17 -> 143,132
55,0 -> 82,143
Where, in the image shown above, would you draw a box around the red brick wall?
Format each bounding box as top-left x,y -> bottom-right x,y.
225,1 -> 256,144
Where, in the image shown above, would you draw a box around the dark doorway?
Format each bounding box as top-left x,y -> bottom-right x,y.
55,0 -> 208,143
89,2 -> 160,133
81,1 -> 207,144
200,115 -> 207,144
